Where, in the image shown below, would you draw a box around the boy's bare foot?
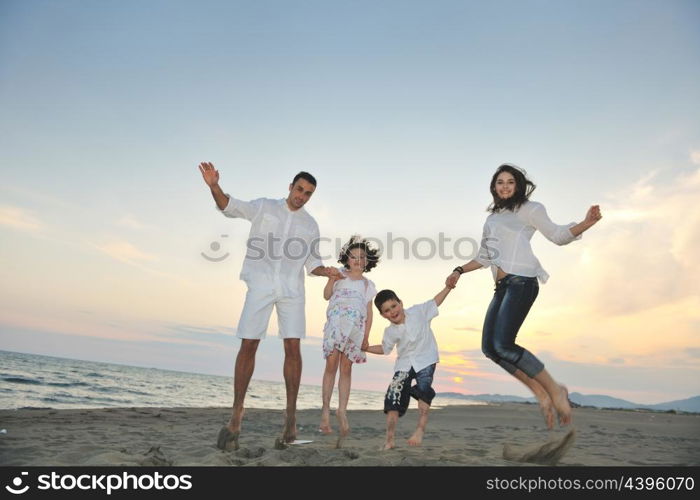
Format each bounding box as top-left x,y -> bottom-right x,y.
408,429 -> 424,446
552,385 -> 572,426
319,408 -> 333,434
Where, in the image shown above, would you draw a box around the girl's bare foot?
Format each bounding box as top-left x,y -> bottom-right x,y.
319,408 -> 333,434
336,409 -> 350,438
382,440 -> 395,450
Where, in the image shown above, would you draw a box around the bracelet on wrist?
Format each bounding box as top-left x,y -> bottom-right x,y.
452,266 -> 465,275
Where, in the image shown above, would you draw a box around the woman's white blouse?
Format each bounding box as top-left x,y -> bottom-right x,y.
475,201 -> 580,283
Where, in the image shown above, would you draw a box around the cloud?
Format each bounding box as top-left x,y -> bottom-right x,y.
452,326 -> 480,332
0,205 -> 43,232
685,347 -> 700,359
116,215 -> 151,231
691,151 -> 700,165
93,240 -> 158,264
576,167 -> 700,316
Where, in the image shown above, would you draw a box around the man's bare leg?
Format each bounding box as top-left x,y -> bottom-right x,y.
281,338 -> 302,444
383,411 -> 399,450
227,339 -> 259,433
408,400 -> 429,446
320,350 -> 340,434
512,369 -> 555,429
218,339 -> 259,450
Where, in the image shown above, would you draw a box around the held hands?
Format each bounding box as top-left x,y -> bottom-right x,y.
361,339 -> 369,351
584,205 -> 603,227
445,271 -> 460,289
325,267 -> 345,280
198,162 -> 220,187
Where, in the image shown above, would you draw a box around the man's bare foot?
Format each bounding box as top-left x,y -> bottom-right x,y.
552,385 -> 572,426
228,407 -> 245,433
216,427 -> 240,451
538,397 -> 555,430
319,408 -> 333,434
407,429 -> 424,446
282,413 -> 296,444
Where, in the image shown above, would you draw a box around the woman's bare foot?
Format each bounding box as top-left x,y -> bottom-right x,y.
552,385 -> 572,426
319,408 -> 333,434
407,429 -> 424,446
538,396 -> 555,430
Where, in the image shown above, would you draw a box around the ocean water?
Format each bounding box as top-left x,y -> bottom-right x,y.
0,351 -> 477,411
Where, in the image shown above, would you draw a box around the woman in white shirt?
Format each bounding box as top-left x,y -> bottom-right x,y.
446,164 -> 602,429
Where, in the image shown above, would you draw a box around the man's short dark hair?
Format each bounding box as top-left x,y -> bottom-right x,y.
292,171 -> 317,187
374,289 -> 401,311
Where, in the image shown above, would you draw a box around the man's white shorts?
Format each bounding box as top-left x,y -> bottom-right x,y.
236,288 -> 306,339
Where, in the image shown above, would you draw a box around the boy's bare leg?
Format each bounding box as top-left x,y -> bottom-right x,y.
281,338 -> 302,444
408,400 -> 430,446
512,369 -> 555,430
383,411 -> 399,450
320,350 -> 340,434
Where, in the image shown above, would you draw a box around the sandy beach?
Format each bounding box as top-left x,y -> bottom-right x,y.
1,403 -> 698,466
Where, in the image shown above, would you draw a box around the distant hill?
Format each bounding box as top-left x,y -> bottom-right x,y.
437,392 -> 700,413
439,392 -> 536,404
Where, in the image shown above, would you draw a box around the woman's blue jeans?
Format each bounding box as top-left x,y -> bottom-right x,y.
482,274 -> 545,378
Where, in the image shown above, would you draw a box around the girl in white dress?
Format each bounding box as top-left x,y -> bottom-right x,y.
319,236 -> 379,442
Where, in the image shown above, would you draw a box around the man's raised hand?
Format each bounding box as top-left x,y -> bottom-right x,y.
199,162 -> 220,187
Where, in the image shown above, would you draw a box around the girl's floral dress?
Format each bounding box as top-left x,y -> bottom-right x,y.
322,269 -> 377,363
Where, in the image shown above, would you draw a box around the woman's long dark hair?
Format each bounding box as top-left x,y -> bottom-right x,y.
487,163 -> 536,213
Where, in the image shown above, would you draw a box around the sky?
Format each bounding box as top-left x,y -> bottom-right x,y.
1,0 -> 699,405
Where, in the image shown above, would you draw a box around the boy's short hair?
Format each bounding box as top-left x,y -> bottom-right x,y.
292,171 -> 317,187
374,289 -> 401,311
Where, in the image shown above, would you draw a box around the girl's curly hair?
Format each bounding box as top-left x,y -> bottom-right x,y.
338,235 -> 380,272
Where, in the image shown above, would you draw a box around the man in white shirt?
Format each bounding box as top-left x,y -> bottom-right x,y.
198,162 -> 341,450
364,283 -> 455,450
